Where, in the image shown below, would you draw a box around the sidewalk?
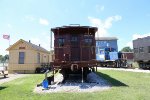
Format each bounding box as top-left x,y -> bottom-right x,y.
0,74 -> 27,85
98,67 -> 150,73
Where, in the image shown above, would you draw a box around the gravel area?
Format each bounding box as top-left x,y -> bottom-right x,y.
0,74 -> 27,85
98,67 -> 150,73
34,72 -> 111,93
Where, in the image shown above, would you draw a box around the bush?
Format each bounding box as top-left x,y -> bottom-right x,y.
131,62 -> 139,69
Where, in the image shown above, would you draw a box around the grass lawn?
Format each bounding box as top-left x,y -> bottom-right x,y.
0,70 -> 150,100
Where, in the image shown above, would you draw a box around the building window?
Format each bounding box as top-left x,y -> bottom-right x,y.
99,49 -> 105,54
134,48 -> 138,53
96,47 -> 98,54
58,38 -> 64,47
148,46 -> 150,53
19,52 -> 25,64
139,47 -> 144,53
37,53 -> 40,63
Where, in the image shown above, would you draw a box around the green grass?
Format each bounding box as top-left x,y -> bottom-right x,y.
0,70 -> 150,100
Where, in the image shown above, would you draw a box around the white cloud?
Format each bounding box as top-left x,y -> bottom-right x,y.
29,31 -> 54,51
30,37 -> 49,50
126,33 -> 150,48
126,41 -> 133,48
88,15 -> 122,37
132,33 -> 150,40
39,18 -> 49,26
104,15 -> 122,29
30,38 -> 40,44
25,15 -> 35,21
95,5 -> 104,12
24,16 -> 49,26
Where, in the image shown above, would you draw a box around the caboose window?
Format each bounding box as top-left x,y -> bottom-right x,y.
58,38 -> 64,47
71,36 -> 78,42
84,38 -> 92,46
71,35 -> 78,45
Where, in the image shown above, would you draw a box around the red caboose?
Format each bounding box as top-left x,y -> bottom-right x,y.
50,25 -> 98,81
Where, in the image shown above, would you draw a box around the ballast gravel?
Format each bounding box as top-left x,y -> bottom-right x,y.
34,72 -> 111,93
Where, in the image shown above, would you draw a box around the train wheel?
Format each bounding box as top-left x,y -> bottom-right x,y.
139,63 -> 144,69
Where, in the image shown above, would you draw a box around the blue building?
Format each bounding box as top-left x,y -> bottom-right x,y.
95,37 -> 118,61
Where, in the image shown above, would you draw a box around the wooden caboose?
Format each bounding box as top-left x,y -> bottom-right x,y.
50,25 -> 98,81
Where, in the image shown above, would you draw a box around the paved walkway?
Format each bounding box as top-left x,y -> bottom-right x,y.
98,67 -> 150,73
0,74 -> 27,85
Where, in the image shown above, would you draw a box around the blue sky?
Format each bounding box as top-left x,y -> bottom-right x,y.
1,0 -> 150,55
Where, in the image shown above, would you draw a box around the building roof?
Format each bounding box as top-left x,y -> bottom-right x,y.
133,36 -> 150,41
95,37 -> 118,41
6,39 -> 49,53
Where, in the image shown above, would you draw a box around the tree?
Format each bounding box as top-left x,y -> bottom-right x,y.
0,55 -> 3,60
121,46 -> 133,52
4,54 -> 9,61
0,54 -> 9,63
0,55 -> 3,61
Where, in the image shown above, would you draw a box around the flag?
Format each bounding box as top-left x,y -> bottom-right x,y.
3,34 -> 10,40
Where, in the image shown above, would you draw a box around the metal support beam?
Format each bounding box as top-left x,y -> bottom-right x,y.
96,66 -> 97,72
53,67 -> 55,82
82,67 -> 83,83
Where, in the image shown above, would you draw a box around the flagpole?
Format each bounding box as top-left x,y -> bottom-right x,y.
9,34 -> 10,46
9,34 -> 10,47
9,38 -> 10,46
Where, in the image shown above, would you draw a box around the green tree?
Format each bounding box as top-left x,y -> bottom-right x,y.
4,54 -> 9,61
121,46 -> 133,52
0,55 -> 3,63
0,54 -> 9,63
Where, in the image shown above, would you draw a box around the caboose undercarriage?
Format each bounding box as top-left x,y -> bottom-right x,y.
50,60 -> 98,82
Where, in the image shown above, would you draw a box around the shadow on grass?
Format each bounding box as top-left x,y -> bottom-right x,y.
0,86 -> 7,90
97,72 -> 128,87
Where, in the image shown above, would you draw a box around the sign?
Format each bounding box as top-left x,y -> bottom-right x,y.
19,47 -> 25,49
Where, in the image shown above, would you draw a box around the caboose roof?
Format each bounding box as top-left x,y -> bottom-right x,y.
51,25 -> 98,34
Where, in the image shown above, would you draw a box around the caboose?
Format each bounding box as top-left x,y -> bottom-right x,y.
50,25 -> 98,81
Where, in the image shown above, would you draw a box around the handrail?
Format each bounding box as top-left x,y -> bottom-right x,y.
69,24 -> 80,26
